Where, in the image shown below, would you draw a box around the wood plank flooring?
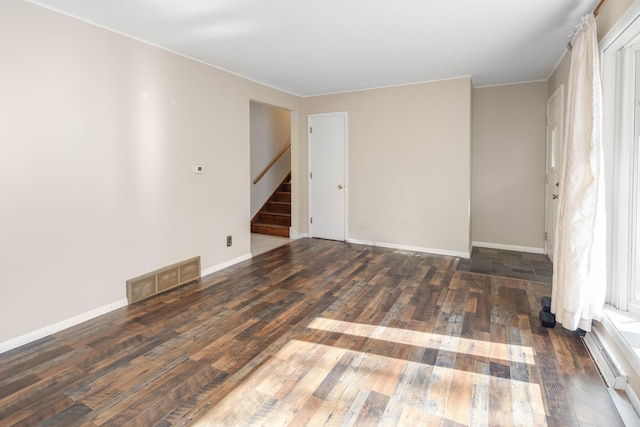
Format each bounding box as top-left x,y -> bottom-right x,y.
0,238 -> 623,426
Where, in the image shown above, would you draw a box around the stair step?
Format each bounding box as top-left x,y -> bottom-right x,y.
267,201 -> 290,213
251,172 -> 291,238
251,223 -> 289,237
257,211 -> 291,226
272,192 -> 291,203
279,183 -> 291,192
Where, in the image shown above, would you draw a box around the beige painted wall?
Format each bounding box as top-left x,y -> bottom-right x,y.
0,0 -> 300,345
471,82 -> 548,250
548,54 -> 570,99
303,78 -> 472,255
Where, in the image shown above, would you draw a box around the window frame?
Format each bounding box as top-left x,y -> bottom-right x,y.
601,2 -> 640,313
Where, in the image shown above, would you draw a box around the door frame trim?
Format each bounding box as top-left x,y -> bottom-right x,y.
307,111 -> 349,240
545,84 -> 564,258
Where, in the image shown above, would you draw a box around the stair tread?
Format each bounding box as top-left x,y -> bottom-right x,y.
262,211 -> 290,216
252,172 -> 291,238
252,223 -> 289,229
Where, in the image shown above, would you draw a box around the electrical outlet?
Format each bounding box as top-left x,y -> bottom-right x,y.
226,235 -> 232,247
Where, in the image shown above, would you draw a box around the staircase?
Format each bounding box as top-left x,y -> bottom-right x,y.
251,173 -> 291,237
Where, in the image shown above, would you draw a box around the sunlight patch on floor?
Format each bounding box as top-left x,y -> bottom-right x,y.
308,317 -> 536,365
194,338 -> 546,426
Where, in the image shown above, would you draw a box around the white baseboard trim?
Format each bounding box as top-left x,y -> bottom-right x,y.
201,253 -> 252,277
346,238 -> 470,258
1,253 -> 255,355
289,227 -> 308,240
472,241 -> 545,255
0,298 -> 129,355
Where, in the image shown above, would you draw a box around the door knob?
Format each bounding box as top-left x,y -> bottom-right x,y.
338,185 -> 343,189
552,194 -> 558,199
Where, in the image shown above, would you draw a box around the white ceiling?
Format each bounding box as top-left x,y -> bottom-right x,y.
27,0 -> 598,96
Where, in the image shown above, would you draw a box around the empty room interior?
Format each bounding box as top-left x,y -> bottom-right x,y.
3,0 -> 640,425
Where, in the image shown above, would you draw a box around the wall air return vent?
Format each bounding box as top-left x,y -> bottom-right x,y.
126,256 -> 200,304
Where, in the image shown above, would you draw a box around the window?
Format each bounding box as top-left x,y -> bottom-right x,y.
601,4 -> 640,314
589,3 -> 640,405
634,49 -> 640,308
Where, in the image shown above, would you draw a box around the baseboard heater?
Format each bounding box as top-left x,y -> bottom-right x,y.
583,328 -> 628,390
126,256 -> 201,304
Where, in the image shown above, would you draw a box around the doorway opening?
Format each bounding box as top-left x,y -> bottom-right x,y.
250,101 -> 292,255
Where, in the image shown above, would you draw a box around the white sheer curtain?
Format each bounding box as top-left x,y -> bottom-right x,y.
551,13 -> 606,332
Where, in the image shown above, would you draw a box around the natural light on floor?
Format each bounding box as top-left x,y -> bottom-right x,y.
194,318 -> 544,426
307,317 -> 537,366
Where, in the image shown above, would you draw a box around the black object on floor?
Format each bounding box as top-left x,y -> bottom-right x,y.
540,311 -> 556,328
539,296 -> 556,327
541,296 -> 551,312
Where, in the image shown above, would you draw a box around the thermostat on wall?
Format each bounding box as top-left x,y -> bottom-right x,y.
193,165 -> 204,174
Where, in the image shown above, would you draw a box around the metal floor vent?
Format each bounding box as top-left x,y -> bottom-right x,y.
584,329 -> 628,390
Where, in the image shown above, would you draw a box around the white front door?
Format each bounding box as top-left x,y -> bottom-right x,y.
545,85 -> 564,259
308,112 -> 347,241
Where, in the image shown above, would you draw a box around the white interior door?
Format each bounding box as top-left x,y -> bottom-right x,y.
545,85 -> 564,259
308,112 -> 347,241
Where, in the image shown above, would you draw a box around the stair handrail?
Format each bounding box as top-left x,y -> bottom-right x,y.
253,140 -> 291,185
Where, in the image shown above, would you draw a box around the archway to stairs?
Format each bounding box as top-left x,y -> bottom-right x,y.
249,101 -> 292,255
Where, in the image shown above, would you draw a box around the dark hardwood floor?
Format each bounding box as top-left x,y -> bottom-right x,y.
0,238 -> 623,426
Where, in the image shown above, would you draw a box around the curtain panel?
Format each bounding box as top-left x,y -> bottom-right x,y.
551,13 -> 607,332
